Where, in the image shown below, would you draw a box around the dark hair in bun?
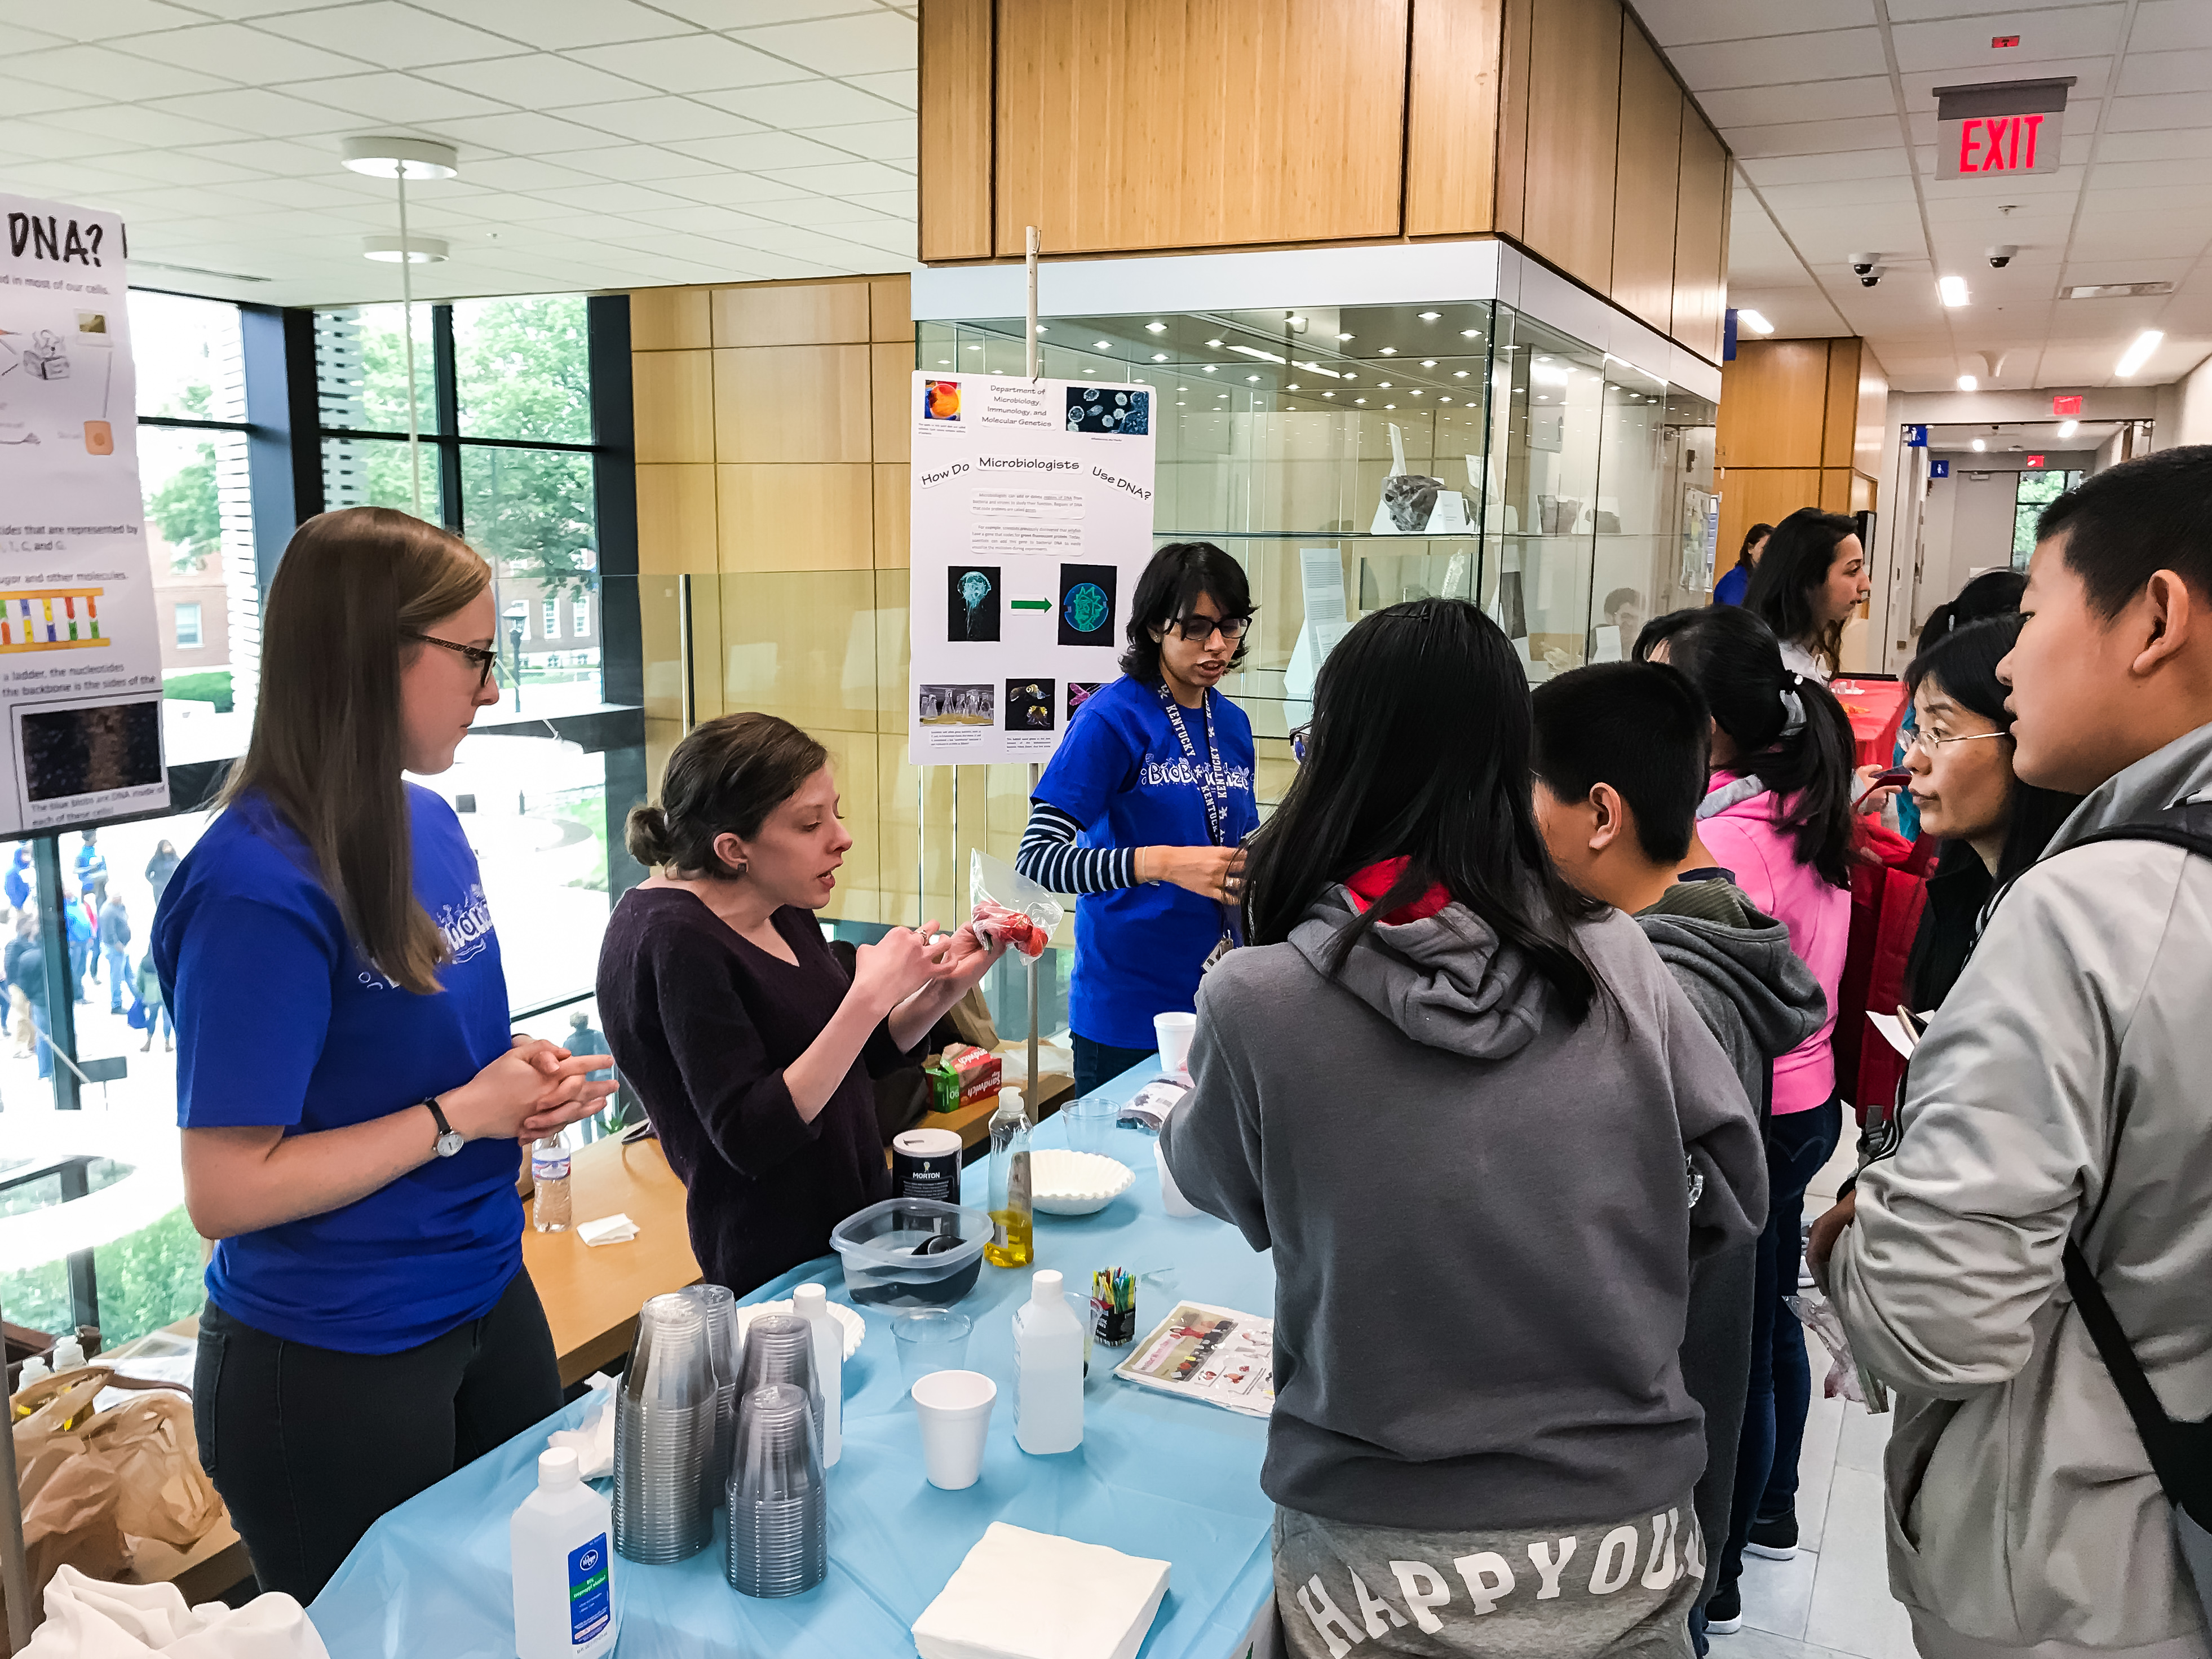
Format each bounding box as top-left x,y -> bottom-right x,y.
624,712 -> 830,876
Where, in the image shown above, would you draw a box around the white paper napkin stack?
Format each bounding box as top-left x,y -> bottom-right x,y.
912,1523 -> 1170,1659
576,1213 -> 638,1247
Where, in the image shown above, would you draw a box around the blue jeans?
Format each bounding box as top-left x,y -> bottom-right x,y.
29,999 -> 50,1080
67,939 -> 88,1002
103,945 -> 129,1012
1073,1034 -> 1155,1097
1712,1094 -> 1842,1601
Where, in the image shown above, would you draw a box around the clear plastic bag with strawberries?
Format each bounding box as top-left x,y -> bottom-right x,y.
968,850 -> 1063,961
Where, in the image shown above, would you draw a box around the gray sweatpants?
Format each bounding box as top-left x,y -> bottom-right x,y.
1274,1497 -> 1702,1659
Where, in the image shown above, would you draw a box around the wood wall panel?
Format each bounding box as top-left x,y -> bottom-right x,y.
635,464 -> 717,576
1718,340 -> 1831,468
1609,25 -> 1682,334
1520,0 -> 1621,292
714,344 -> 873,465
1855,347 -> 1889,477
1716,468 -> 1820,572
1406,0 -> 1506,236
718,463 -> 874,572
1492,0 -> 1536,239
1819,468 -> 1856,513
918,0 -> 992,262
994,0 -> 1410,256
630,287 -> 710,352
873,464 -> 909,568
1670,108 -> 1729,362
871,342 -> 914,464
869,275 -> 912,343
631,350 -> 714,464
1822,340 -> 1861,468
711,281 -> 869,349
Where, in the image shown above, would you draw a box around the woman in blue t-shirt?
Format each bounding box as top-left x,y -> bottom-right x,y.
1017,542 -> 1260,1094
156,508 -> 615,1601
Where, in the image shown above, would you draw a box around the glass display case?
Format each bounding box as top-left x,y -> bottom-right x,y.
917,296 -> 1717,761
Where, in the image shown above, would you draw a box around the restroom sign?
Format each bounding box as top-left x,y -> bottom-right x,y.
1935,78 -> 2072,179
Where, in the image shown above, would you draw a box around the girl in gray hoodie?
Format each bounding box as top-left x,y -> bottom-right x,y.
1161,600 -> 1768,1658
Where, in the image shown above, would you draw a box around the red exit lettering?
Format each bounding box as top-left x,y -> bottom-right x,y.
2052,395 -> 2082,417
1958,112 -> 2045,173
1993,34 -> 2020,47
2027,455 -> 2046,468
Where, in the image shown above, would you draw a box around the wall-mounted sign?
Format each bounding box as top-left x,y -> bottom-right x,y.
2052,394 -> 2082,417
2027,454 -> 2046,468
1934,78 -> 2074,180
1905,424 -> 1929,448
1931,459 -> 1952,479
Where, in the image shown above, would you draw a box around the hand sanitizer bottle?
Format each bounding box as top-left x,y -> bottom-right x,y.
792,1282 -> 842,1468
1013,1269 -> 1085,1454
511,1447 -> 616,1659
985,1087 -> 1033,1268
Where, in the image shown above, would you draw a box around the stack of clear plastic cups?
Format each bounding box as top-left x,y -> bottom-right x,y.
678,1283 -> 741,1510
733,1313 -> 822,1445
725,1383 -> 828,1598
612,1292 -> 715,1564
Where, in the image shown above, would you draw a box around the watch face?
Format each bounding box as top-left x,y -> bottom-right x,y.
436,1130 -> 465,1158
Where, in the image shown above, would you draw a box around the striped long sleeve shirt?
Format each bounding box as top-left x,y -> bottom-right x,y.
1014,800 -> 1141,896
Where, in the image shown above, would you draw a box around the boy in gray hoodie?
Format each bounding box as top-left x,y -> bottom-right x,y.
1532,661 -> 1826,1642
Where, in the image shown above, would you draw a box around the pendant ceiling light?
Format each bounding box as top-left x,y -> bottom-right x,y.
340,137 -> 460,519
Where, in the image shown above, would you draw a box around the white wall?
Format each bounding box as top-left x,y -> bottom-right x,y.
1913,469 -> 2020,637
2167,353 -> 2212,449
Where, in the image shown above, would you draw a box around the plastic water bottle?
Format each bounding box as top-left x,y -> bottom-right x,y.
511,1447 -> 616,1659
985,1088 -> 1033,1268
1012,1269 -> 1085,1455
532,1133 -> 573,1233
792,1283 -> 843,1468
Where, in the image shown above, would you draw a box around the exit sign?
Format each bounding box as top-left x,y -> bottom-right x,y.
1935,77 -> 2073,180
2027,455 -> 2046,468
2053,395 -> 2082,417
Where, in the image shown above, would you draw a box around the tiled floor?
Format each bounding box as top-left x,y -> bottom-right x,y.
1723,1142 -> 1919,1659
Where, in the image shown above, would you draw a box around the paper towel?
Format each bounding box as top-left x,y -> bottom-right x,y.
912,1523 -> 1169,1659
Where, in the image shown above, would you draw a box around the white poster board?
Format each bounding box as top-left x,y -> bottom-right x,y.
0,193 -> 168,831
908,371 -> 1158,765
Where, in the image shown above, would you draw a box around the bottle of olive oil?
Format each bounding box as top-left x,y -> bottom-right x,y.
985,1087 -> 1034,1268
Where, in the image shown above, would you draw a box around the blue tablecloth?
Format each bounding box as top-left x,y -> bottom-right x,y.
309,1063 -> 1280,1658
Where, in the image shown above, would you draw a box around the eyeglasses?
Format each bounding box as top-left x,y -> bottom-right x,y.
1904,725 -> 2010,758
404,630 -> 498,691
1166,613 -> 1252,643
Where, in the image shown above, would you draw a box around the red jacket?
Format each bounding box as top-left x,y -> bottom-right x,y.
1833,823 -> 1936,1122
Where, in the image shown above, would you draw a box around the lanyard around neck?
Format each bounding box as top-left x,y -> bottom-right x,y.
1156,682 -> 1227,848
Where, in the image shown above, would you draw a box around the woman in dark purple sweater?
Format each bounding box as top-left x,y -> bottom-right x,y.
596,714 -> 1006,1295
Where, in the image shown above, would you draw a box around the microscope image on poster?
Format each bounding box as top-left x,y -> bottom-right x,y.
1065,386 -> 1149,436
1003,679 -> 1055,732
947,564 -> 1001,642
1056,564 -> 1116,648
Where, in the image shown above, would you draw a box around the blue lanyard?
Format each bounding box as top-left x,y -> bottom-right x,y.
1156,682 -> 1227,848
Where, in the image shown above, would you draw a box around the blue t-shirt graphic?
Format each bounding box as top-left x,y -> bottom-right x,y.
155,785 -> 519,1354
1033,676 -> 1259,1049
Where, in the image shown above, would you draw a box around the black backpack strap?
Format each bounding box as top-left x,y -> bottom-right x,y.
2063,1242 -> 2212,1529
2066,798 -> 2212,863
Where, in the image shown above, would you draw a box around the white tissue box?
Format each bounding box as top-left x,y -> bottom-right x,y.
912,1522 -> 1170,1659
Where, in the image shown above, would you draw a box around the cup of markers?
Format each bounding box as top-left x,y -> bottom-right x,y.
1090,1268 -> 1137,1348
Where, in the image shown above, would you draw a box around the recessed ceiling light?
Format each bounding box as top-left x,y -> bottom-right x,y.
1737,309 -> 1775,334
1379,381 -> 1391,388
1957,374 -> 1979,391
1247,374 -> 1259,382
362,236 -> 448,263
1342,373 -> 1356,381
967,344 -> 982,351
1288,383 -> 1299,390
2116,329 -> 2164,377
1176,386 -> 1188,391
1410,390 -> 1423,397
1384,404 -> 1396,409
2064,281 -> 2173,300
1203,365 -> 1216,372
1151,352 -> 1168,361
1176,400 -> 1185,405
1418,312 -> 1440,321
937,360 -> 950,365
1145,321 -> 1167,333
1421,359 -> 1436,368
1093,339 -> 1112,349
1354,397 -> 1366,404
1440,397 -> 1452,404
1034,325 -> 1047,334
1336,332 -> 1353,340
1971,437 -> 1987,451
1205,338 -> 1223,347
1939,275 -> 1971,307
1379,347 -> 1397,355
1461,329 -> 1480,338
1323,391 -> 1335,397
341,136 -> 458,179
1454,370 -> 1469,378
2056,418 -> 2078,439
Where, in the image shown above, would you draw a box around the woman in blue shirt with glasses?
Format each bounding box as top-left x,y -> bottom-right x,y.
1016,542 -> 1260,1094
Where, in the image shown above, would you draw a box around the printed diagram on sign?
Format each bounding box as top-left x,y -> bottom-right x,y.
920,684 -> 993,727
1004,679 -> 1055,732
0,310 -> 118,455
948,565 -> 1000,642
1065,386 -> 1149,435
0,588 -> 105,651
1058,564 -> 1117,648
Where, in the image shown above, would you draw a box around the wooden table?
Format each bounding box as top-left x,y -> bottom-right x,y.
520,1132 -> 701,1386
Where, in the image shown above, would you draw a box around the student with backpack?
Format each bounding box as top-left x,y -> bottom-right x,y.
1818,447 -> 2212,1654
1632,605 -> 1865,1630
1531,661 -> 1824,1649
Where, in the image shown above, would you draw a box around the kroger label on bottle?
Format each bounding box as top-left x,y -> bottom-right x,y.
568,1534 -> 610,1644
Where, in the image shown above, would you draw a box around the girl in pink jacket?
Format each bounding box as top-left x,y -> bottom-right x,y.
1636,604 -> 1860,1636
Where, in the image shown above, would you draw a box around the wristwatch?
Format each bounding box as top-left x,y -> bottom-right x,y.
424,1096 -> 464,1158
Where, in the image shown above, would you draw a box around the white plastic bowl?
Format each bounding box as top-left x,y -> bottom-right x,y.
1030,1149 -> 1135,1216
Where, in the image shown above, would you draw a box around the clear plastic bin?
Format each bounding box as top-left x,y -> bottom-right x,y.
829,1197 -> 993,1307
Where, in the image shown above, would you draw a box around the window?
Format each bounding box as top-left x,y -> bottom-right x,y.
543,598 -> 560,640
573,595 -> 592,638
2014,468 -> 2081,563
174,601 -> 202,649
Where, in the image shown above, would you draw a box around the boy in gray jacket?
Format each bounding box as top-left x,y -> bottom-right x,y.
1817,447 -> 2212,1658
1533,661 -> 1826,1642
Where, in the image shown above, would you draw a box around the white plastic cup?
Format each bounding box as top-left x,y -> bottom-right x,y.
1156,1140 -> 1200,1218
910,1369 -> 996,1490
1154,1011 -> 1197,1078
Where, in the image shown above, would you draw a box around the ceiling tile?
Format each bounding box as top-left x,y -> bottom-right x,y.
114,23 -> 376,82
839,188 -> 913,215
664,130 -> 859,169
202,176 -> 377,212
145,87 -> 360,139
1738,148 -> 1912,185
527,180 -> 698,215
654,171 -> 812,206
14,42 -> 233,100
2114,46 -> 2212,96
1890,6 -> 2125,74
108,149 -> 273,186
182,138 -> 359,177
426,110 -> 630,154
650,1 -> 886,26
26,105 -> 251,152
1700,76 -> 1895,127
3,82 -> 110,118
1900,55 -> 2109,107
735,12 -> 915,76
255,3 -> 526,69
1753,176 -> 1922,211
551,95 -> 767,143
2095,127 -> 2212,162
756,159 -> 915,195
741,193 -> 892,225
417,52 -> 657,107
1667,29 -> 1888,89
1725,115 -> 1906,158
2,23 -> 76,51
2130,0 -> 2212,53
446,156 -> 607,192
0,122 -> 132,163
792,117 -> 915,160
572,33 -> 807,93
280,71 -> 513,124
2104,92 -> 2212,131
0,0 -> 207,42
1629,0 -> 1877,47
692,78 -> 905,127
841,68 -> 915,108
426,0 -> 694,50
553,144 -> 732,182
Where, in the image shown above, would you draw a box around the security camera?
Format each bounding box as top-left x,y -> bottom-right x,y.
1987,245 -> 2018,269
1849,253 -> 1879,276
1858,266 -> 1884,288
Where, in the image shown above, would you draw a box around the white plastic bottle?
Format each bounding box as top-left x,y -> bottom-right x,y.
532,1133 -> 572,1233
1012,1269 -> 1085,1455
512,1447 -> 616,1659
50,1337 -> 85,1374
793,1282 -> 842,1468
